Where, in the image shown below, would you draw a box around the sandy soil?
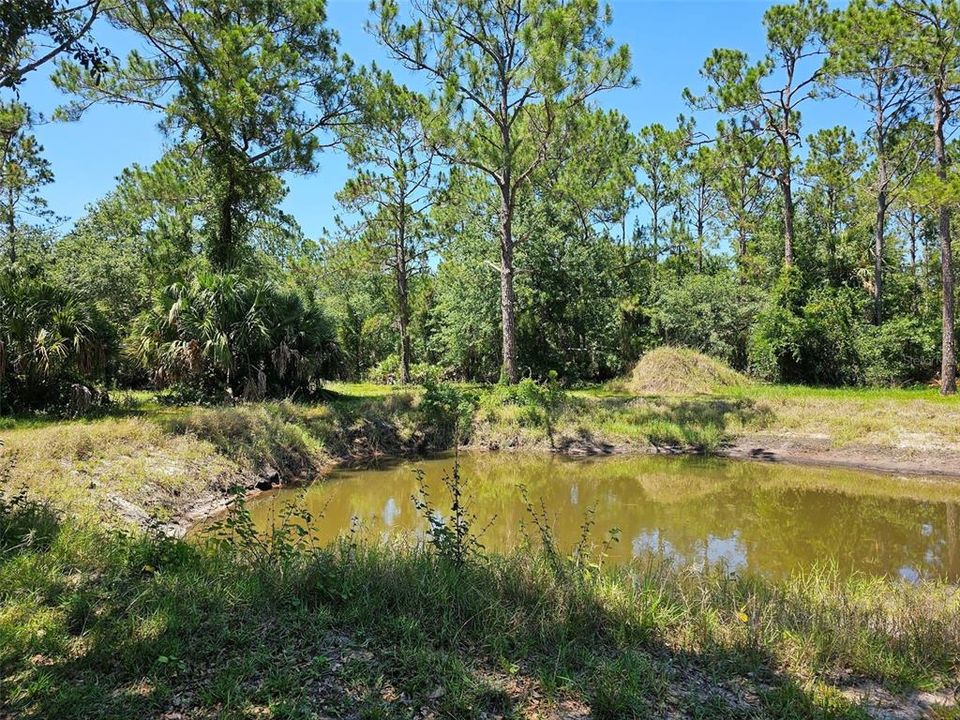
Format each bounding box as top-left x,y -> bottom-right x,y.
723,432 -> 960,478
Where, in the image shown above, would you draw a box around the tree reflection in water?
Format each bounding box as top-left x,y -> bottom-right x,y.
223,453 -> 960,581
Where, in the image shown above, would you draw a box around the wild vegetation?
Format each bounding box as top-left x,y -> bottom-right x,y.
5,0 -> 960,717
4,0 -> 960,413
2,377 -> 960,717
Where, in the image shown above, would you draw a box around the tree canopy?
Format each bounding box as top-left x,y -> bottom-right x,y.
3,0 -> 960,413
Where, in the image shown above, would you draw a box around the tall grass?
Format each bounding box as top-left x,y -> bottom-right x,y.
1,484 -> 957,719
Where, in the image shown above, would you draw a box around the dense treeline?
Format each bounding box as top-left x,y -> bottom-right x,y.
3,0 -> 960,413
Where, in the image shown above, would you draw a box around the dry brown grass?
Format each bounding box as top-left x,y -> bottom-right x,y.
732,387 -> 960,454
627,347 -> 746,396
0,416 -> 237,526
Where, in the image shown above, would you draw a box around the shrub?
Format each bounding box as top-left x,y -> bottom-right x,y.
795,285 -> 864,385
418,374 -> 477,445
749,270 -> 864,385
649,271 -> 762,369
0,270 -> 114,414
411,454 -> 492,568
366,353 -> 401,384
858,316 -> 940,386
366,355 -> 451,385
131,271 -> 338,400
479,374 -> 565,429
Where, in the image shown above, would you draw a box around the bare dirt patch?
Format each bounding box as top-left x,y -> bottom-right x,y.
725,431 -> 960,478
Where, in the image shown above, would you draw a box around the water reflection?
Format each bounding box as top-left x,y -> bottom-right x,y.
221,453 -> 960,581
382,497 -> 400,526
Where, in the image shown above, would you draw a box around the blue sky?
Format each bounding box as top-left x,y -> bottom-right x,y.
18,0 -> 860,241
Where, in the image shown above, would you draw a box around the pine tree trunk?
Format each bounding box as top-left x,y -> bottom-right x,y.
212,176 -> 237,271
499,185 -> 518,384
910,211 -> 918,279
934,88 -> 957,394
781,174 -> 795,268
396,221 -> 412,385
651,203 -> 660,262
874,97 -> 888,325
874,188 -> 887,325
696,215 -> 704,273
5,184 -> 14,264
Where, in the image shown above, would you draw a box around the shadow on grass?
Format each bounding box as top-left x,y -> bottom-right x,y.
156,387 -> 475,479
0,401 -> 153,432
584,395 -> 775,452
3,489 -> 941,720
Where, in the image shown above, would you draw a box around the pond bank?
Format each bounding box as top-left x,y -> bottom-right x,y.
722,434 -> 960,478
2,382 -> 960,538
180,431 -> 960,541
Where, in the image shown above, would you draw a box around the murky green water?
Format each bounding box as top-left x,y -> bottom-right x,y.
206,453 -> 960,581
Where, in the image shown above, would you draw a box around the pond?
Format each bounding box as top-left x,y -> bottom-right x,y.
207,452 -> 960,581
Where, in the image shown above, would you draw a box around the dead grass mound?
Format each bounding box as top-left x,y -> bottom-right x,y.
628,347 -> 746,395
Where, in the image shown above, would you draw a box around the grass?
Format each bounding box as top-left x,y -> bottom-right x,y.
473,384 -> 751,453
627,347 -> 747,396
3,380 -> 960,717
0,413 -> 237,526
0,391 -> 432,528
724,383 -> 960,452
1,486 -> 958,719
572,379 -> 960,460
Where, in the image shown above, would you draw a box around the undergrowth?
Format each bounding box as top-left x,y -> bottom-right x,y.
1,475 -> 958,719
